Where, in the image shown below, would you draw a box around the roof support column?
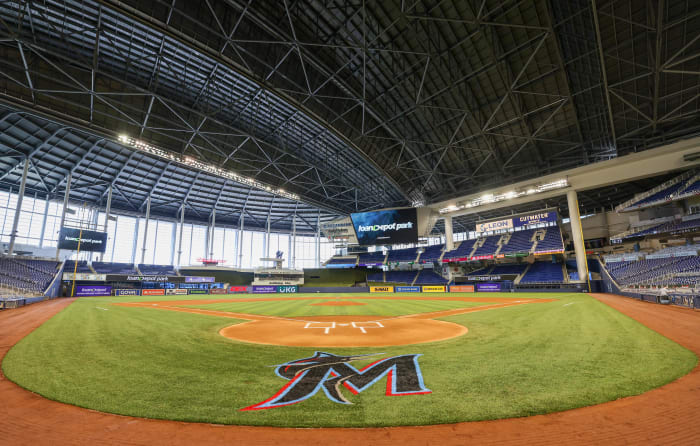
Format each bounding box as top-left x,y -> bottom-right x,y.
38,194 -> 50,248
209,208 -> 216,259
140,196 -> 151,265
443,215 -> 454,252
55,173 -> 71,260
8,158 -> 30,256
100,184 -> 113,262
566,190 -> 590,291
238,214 -> 245,268
291,214 -> 296,269
177,204 -> 185,267
315,212 -> 321,268
265,215 -> 271,258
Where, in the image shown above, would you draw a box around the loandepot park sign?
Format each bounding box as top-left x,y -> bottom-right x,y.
476,211 -> 558,233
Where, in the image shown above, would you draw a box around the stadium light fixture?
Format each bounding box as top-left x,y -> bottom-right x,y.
115,134 -> 300,201
439,179 -> 569,214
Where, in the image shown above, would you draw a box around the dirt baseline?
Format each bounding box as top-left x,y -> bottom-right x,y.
1,294 -> 699,445
115,296 -> 545,347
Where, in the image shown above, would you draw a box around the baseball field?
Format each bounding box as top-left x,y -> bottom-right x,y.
2,292 -> 696,428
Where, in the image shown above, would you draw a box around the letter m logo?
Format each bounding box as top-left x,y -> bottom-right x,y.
240,352 -> 430,411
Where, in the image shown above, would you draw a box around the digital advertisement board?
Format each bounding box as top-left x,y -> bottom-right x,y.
115,289 -> 140,296
395,286 -> 421,293
476,283 -> 501,292
165,289 -> 188,295
422,285 -> 446,292
370,286 -> 394,293
229,286 -> 249,293
58,228 -> 108,252
252,285 -> 278,294
184,276 -> 215,283
476,211 -> 558,233
450,285 -> 474,292
142,289 -> 165,296
351,208 -> 418,245
75,285 -> 111,296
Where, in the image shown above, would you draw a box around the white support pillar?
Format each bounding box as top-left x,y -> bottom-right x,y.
566,190 -> 589,289
140,196 -> 151,265
56,172 -> 71,260
8,158 -> 30,256
99,184 -> 113,262
315,212 -> 321,268
176,204 -> 185,267
209,208 -> 216,259
444,215 -> 454,252
291,214 -> 297,269
38,193 -> 50,248
265,215 -> 271,258
238,214 -> 244,268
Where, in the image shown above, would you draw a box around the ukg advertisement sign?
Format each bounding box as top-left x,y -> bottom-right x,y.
350,208 -> 418,245
252,285 -> 277,294
75,285 -> 111,296
277,286 -> 298,293
476,283 -> 501,292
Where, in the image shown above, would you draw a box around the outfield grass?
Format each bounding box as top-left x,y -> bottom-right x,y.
2,292 -> 696,427
178,298 -> 490,317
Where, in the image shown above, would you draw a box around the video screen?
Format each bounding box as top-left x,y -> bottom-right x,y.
350,208 -> 418,245
57,227 -> 108,252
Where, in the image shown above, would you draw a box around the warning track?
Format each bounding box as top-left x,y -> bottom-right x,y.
0,294 -> 699,445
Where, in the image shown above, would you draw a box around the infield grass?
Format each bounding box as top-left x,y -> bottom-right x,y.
3,292 -> 696,427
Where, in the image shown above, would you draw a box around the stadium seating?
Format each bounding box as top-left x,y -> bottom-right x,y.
325,256 -> 357,266
631,181 -> 686,207
419,244 -> 444,263
92,262 -> 138,274
617,217 -> 700,240
490,263 -> 528,276
0,258 -> 59,294
357,251 -> 386,266
471,235 -> 500,257
385,271 -> 419,283
534,227 -> 564,253
138,264 -> 176,275
64,260 -> 92,273
605,255 -> 700,286
499,229 -> 536,254
442,239 -> 476,261
679,179 -> 700,196
386,247 -> 418,263
414,269 -> 448,285
520,262 -> 564,283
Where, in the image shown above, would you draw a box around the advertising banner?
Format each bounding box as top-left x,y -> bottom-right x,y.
142,289 -> 165,296
277,285 -> 298,293
395,286 -> 421,293
351,208 -> 418,245
475,219 -> 513,233
63,273 -> 106,281
320,216 -> 358,244
229,286 -> 249,293
209,288 -> 228,295
75,285 -> 111,296
165,289 -> 188,295
184,276 -> 215,283
476,283 -> 501,292
470,255 -> 494,261
442,256 -> 469,263
450,285 -> 475,292
422,285 -> 446,292
115,289 -> 140,296
467,274 -> 519,281
188,289 -> 209,295
370,286 -> 394,293
58,227 -> 108,252
106,275 -> 184,283
252,285 -> 278,294
513,211 -> 558,228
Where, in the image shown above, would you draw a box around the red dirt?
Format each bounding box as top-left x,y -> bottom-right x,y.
0,294 -> 699,445
309,301 -> 365,306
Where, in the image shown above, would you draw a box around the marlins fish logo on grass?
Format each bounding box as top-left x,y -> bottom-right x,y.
240,351 -> 431,411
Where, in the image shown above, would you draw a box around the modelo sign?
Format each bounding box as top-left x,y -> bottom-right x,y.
351,208 -> 418,245
58,228 -> 108,252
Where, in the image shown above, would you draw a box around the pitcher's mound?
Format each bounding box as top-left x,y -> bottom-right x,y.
309,301 -> 365,306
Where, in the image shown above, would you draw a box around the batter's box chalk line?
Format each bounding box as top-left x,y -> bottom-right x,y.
303,321 -> 384,334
